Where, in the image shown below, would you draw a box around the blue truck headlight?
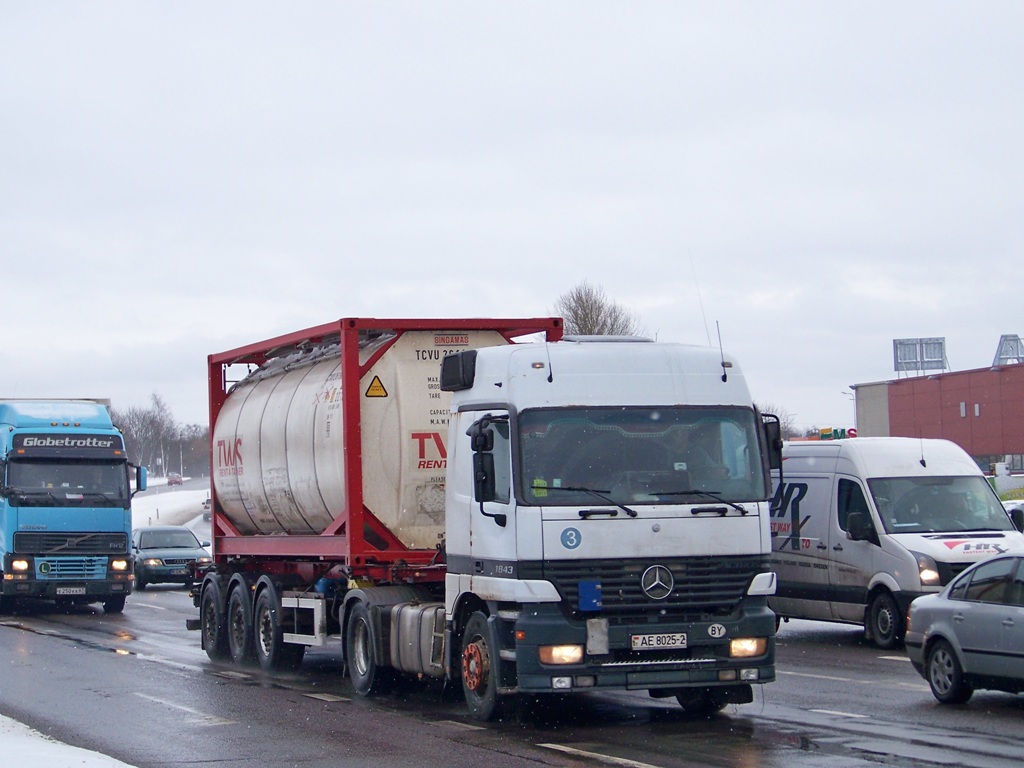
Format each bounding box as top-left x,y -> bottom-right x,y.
110,559 -> 129,572
12,559 -> 31,572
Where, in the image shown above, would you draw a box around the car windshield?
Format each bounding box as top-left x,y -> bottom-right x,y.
4,459 -> 129,508
518,406 -> 766,506
869,475 -> 1015,534
141,530 -> 201,549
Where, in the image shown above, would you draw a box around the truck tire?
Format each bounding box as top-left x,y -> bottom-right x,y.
675,688 -> 729,717
103,595 -> 126,614
200,581 -> 230,661
461,611 -> 506,721
227,586 -> 256,664
254,588 -> 305,672
868,591 -> 903,650
345,602 -> 394,695
927,639 -> 973,704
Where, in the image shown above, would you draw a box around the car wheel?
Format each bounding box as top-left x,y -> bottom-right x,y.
103,595 -> 126,614
227,585 -> 256,664
136,579 -> 147,591
200,581 -> 229,661
868,591 -> 904,649
926,639 -> 973,704
461,611 -> 511,721
345,601 -> 394,696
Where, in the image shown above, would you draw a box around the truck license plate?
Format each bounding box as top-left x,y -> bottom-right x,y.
632,632 -> 687,650
56,585 -> 87,596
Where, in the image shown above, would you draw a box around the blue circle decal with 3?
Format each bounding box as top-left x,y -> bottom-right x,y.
560,527 -> 582,550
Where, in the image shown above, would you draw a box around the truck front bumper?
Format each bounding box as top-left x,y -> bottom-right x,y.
507,600 -> 776,695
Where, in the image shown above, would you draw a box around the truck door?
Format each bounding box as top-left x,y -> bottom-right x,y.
462,411 -> 519,584
829,476 -> 878,621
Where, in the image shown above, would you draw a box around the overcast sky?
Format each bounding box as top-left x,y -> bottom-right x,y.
3,3 -> 1022,430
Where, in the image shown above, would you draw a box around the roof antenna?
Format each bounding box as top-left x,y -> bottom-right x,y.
545,340 -> 554,383
716,321 -> 729,383
690,249 -> 712,346
919,435 -> 927,467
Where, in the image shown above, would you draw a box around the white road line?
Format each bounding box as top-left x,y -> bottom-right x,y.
810,709 -> 870,719
779,670 -> 853,682
430,720 -> 486,731
878,655 -> 911,662
133,692 -> 235,726
539,743 -> 662,768
303,693 -> 349,703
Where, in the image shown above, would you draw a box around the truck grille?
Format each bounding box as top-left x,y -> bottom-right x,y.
521,555 -> 769,624
36,557 -> 108,579
14,532 -> 128,555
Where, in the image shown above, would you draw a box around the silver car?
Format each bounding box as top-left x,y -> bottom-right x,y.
906,554 -> 1024,703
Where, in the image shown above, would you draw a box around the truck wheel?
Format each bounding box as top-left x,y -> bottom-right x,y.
103,595 -> 126,614
254,589 -> 305,672
675,689 -> 729,717
200,582 -> 229,661
227,586 -> 256,664
345,602 -> 393,695
868,591 -> 903,649
927,639 -> 973,704
461,611 -> 506,721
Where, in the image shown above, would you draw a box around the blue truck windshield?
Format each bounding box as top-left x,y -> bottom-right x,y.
5,460 -> 130,508
518,406 -> 766,506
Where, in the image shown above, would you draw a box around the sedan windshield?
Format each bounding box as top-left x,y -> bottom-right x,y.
140,530 -> 201,549
518,406 -> 766,506
869,476 -> 1015,534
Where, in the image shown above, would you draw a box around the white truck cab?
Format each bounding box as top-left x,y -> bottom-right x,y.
769,437 -> 1024,648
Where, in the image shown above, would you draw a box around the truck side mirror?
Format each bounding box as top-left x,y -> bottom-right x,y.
762,414 -> 784,474
132,465 -> 148,496
468,418 -> 506,527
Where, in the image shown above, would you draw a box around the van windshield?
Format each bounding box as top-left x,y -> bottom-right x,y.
518,406 -> 766,506
868,476 -> 1015,534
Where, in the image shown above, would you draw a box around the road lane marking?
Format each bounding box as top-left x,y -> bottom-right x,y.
540,744 -> 662,768
430,720 -> 486,731
810,709 -> 869,718
133,692 -> 235,726
878,655 -> 911,661
303,693 -> 349,702
779,670 -> 853,682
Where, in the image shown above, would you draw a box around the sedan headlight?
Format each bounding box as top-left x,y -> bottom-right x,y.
142,558 -> 163,567
195,556 -> 212,565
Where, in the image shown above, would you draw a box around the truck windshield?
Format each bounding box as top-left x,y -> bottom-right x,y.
869,476 -> 1015,534
4,460 -> 130,508
518,406 -> 766,506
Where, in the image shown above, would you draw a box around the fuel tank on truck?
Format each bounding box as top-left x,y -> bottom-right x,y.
212,329 -> 511,549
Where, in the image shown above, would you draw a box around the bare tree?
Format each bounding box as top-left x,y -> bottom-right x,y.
755,402 -> 800,440
553,281 -> 644,336
111,393 -> 209,477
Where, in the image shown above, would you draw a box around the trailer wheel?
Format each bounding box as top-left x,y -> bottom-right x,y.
102,595 -> 126,614
346,602 -> 393,695
200,581 -> 230,660
868,591 -> 903,650
227,585 -> 256,664
254,588 -> 305,672
461,611 -> 506,721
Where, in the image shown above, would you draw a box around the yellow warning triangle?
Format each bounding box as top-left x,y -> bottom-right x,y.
365,376 -> 388,398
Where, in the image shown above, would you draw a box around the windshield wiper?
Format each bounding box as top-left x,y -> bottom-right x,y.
652,489 -> 749,514
543,485 -> 639,518
3,488 -> 62,506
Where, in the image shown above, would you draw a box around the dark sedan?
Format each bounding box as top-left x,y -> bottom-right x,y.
905,554 -> 1024,703
132,525 -> 211,590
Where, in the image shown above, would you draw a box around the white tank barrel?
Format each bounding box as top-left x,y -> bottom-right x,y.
211,330 -> 509,548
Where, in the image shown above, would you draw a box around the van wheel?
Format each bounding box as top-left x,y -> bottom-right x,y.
868,591 -> 903,649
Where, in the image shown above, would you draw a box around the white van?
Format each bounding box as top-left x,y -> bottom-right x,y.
770,437 -> 1024,648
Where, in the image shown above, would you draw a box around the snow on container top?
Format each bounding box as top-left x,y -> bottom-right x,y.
211,327 -> 517,548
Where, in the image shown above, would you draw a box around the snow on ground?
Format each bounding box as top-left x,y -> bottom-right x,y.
0,479 -> 212,765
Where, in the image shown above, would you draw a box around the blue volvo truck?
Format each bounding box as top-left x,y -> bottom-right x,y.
0,399 -> 147,613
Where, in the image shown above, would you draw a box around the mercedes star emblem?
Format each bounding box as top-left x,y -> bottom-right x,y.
641,564 -> 674,600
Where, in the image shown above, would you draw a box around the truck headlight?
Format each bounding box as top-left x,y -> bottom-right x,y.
110,559 -> 129,572
912,551 -> 940,587
729,637 -> 768,658
539,644 -> 584,665
12,559 -> 31,572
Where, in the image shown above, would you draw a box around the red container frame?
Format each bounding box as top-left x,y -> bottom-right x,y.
207,317 -> 563,580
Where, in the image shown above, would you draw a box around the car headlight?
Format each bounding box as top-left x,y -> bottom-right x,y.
195,557 -> 212,565
912,551 -> 940,587
142,558 -> 163,567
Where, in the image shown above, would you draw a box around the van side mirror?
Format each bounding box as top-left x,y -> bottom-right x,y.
846,511 -> 874,542
1011,507 -> 1024,533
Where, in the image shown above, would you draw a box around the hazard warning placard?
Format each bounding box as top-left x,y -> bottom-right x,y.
365,376 -> 388,397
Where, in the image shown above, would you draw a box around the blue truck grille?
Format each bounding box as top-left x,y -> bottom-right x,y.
14,532 -> 127,555
520,555 -> 770,624
36,557 -> 108,579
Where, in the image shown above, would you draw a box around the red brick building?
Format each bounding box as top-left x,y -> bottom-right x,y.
852,363 -> 1024,471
